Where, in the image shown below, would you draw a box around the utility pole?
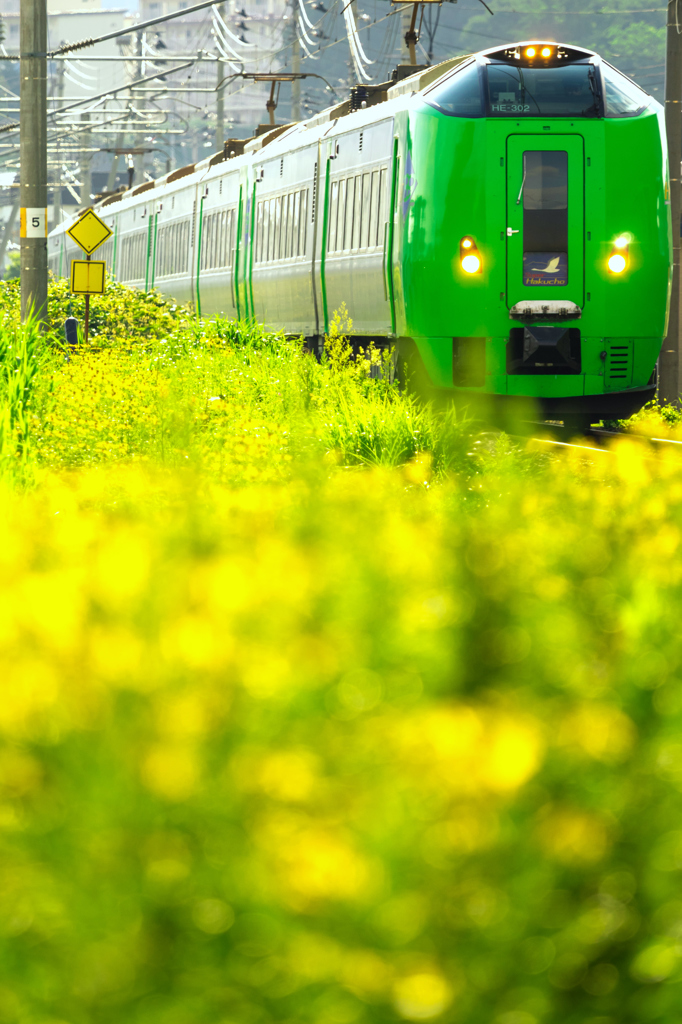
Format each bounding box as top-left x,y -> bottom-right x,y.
20,0 -> 48,325
106,135 -> 124,194
661,0 -> 682,405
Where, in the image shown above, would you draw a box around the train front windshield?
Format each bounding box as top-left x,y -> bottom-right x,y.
486,63 -> 598,116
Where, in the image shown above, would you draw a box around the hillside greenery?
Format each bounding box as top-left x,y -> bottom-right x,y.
0,280 -> 681,1024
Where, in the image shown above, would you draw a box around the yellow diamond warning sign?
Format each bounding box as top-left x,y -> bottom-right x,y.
67,209 -> 112,255
70,260 -> 106,295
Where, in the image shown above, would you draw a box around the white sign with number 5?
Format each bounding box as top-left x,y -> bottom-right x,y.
21,208 -> 47,238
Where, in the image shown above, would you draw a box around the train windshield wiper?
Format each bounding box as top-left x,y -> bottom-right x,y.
585,66 -> 600,115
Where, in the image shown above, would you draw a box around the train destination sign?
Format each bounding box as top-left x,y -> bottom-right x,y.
67,209 -> 112,255
70,260 -> 106,295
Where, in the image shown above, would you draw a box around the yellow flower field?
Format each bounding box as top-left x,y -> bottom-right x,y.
0,281 -> 681,1024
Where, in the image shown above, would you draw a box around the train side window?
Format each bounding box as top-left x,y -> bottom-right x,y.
361,172 -> 371,249
335,179 -> 344,250
260,199 -> 266,262
329,180 -> 338,252
269,198 -> 275,262
278,195 -> 284,260
345,177 -> 355,252
272,197 -> 279,261
291,193 -> 297,257
369,169 -> 379,247
201,217 -> 208,270
292,191 -> 301,257
281,195 -> 287,260
290,193 -> 296,258
424,60 -> 483,118
264,199 -> 271,262
378,167 -> 387,247
352,174 -> 362,251
283,194 -> 290,259
284,193 -> 291,259
300,190 -> 308,253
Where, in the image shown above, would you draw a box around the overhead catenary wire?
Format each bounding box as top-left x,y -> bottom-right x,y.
343,3 -> 373,80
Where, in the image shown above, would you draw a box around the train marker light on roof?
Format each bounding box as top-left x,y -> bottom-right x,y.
607,233 -> 631,274
460,236 -> 482,274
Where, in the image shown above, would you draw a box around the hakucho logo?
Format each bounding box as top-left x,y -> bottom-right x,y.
523,251 -> 568,287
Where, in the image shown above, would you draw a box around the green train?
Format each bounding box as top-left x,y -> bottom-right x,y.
50,40 -> 672,425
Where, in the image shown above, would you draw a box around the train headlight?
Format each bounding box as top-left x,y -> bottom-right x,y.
607,233 -> 631,274
608,253 -> 627,274
462,254 -> 481,274
541,46 -> 552,57
460,237 -> 482,274
525,46 -> 536,58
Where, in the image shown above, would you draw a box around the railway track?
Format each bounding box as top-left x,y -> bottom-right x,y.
507,423 -> 679,456
525,424 -> 682,454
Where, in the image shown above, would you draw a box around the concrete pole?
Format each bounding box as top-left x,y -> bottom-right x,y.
106,137 -> 123,194
660,0 -> 682,405
20,0 -> 48,325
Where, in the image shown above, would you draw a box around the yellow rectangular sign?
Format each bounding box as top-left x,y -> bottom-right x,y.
67,209 -> 113,255
70,260 -> 106,294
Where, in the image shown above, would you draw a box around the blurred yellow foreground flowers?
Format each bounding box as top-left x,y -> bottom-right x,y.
0,284 -> 680,1023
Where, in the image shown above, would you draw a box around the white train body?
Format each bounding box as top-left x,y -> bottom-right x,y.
47,62 -> 440,339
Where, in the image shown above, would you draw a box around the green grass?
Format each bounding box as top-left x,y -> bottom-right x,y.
0,280 -> 680,1024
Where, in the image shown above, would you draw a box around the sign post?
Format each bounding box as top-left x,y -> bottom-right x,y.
66,209 -> 112,345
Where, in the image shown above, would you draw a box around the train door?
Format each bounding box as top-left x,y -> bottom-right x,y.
505,135 -> 584,310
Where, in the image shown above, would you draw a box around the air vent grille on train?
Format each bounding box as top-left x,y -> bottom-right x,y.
604,340 -> 633,391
